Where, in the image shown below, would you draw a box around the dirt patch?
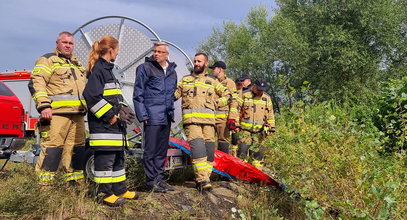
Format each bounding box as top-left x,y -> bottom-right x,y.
115,179 -> 286,219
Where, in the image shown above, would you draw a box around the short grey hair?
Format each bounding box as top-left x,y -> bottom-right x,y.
154,41 -> 169,53
57,31 -> 73,40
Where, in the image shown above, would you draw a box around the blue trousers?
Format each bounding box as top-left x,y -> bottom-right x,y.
143,122 -> 171,186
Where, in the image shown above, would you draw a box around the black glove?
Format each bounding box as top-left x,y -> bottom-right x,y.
119,106 -> 135,125
38,118 -> 51,126
270,127 -> 276,133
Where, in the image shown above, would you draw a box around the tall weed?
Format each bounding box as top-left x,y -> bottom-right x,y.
265,101 -> 406,219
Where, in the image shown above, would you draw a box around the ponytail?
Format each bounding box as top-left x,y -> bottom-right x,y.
86,36 -> 119,74
87,41 -> 100,73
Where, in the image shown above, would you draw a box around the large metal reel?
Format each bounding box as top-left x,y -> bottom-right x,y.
72,16 -> 192,131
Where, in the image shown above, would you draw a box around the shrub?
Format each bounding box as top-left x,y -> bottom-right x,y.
264,101 -> 406,219
374,76 -> 407,153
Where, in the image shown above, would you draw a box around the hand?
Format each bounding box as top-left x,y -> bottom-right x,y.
227,119 -> 237,130
109,115 -> 119,125
119,106 -> 136,125
143,120 -> 148,125
40,108 -> 52,120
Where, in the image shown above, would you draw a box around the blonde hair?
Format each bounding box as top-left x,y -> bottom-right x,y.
87,36 -> 119,73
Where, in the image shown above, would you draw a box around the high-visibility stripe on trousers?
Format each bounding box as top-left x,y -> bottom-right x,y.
192,157 -> 208,183
93,150 -> 127,196
94,169 -> 126,183
64,170 -> 85,181
35,115 -> 85,183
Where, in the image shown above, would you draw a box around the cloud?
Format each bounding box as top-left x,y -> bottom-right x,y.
0,0 -> 276,70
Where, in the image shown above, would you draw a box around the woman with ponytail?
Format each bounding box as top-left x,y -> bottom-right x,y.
83,36 -> 138,207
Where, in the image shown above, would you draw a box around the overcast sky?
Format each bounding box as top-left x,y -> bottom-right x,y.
0,0 -> 277,71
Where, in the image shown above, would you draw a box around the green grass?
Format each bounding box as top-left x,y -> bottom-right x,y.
1,159 -> 296,219
3,101 -> 405,219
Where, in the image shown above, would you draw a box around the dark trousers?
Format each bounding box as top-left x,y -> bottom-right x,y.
143,122 -> 171,186
94,150 -> 127,196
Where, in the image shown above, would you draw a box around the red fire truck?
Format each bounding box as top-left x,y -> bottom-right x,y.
0,70 -> 39,137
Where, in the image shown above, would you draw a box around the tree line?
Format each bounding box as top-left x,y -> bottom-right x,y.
198,0 -> 407,151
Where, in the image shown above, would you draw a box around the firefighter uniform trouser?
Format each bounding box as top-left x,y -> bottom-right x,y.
35,114 -> 86,183
94,150 -> 127,196
143,121 -> 171,187
230,132 -> 239,157
184,124 -> 215,183
238,130 -> 265,169
216,121 -> 230,154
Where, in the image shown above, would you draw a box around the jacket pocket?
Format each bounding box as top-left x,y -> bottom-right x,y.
181,87 -> 193,108
204,88 -> 215,110
53,68 -> 72,94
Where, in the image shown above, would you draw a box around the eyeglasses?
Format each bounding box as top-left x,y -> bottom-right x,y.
153,50 -> 168,54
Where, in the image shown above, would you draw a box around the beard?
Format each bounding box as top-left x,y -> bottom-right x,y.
194,65 -> 206,74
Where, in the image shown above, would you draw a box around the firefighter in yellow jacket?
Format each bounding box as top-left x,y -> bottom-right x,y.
174,53 -> 232,191
208,61 -> 239,154
237,78 -> 275,170
28,32 -> 87,184
230,74 -> 252,156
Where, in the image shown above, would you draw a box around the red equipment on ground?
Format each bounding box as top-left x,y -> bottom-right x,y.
168,137 -> 281,187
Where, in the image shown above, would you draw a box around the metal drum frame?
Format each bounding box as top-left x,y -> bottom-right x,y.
72,16 -> 192,131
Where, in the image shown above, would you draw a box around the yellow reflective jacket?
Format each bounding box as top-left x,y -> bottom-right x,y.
28,49 -> 87,115
174,73 -> 232,125
214,76 -> 239,123
239,91 -> 275,132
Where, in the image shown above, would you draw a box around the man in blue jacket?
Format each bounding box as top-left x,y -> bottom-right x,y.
133,42 -> 177,192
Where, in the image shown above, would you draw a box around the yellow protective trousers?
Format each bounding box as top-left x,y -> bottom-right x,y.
216,121 -> 230,143
238,130 -> 265,170
35,114 -> 86,183
216,121 -> 230,154
185,124 -> 215,182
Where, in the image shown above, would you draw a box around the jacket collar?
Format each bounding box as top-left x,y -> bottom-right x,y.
145,56 -> 177,70
192,72 -> 208,79
54,49 -> 83,66
98,57 -> 114,70
218,75 -> 226,82
55,49 -> 80,61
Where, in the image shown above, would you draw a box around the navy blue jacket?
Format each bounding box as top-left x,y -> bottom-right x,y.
84,58 -> 126,151
133,56 -> 177,125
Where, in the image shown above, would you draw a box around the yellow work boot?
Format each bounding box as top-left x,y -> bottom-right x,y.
102,194 -> 126,207
117,191 -> 139,200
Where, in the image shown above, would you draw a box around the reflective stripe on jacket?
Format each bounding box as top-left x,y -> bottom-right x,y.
83,58 -> 127,151
214,76 -> 239,123
239,91 -> 275,132
28,49 -> 87,114
174,73 -> 233,125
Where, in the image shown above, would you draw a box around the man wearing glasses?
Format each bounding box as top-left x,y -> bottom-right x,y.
133,42 -> 177,192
